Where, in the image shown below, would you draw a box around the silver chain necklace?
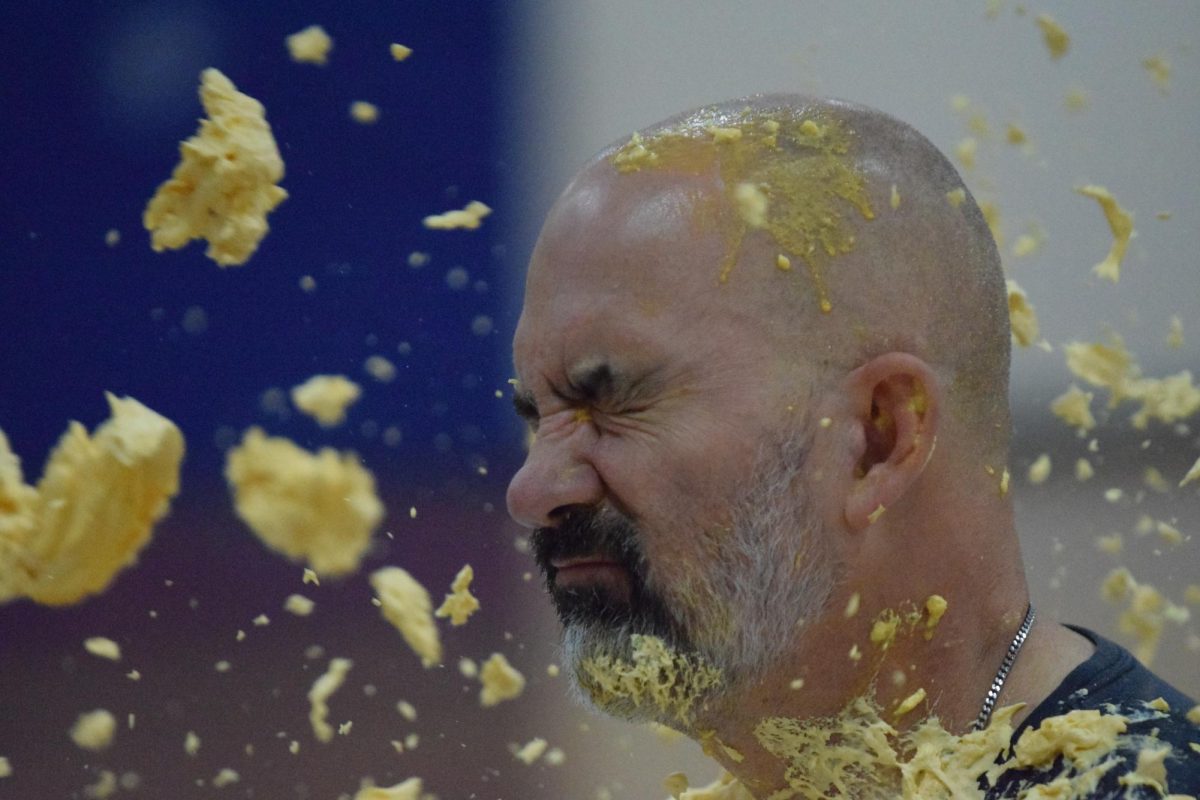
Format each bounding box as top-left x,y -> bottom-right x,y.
972,604 -> 1036,732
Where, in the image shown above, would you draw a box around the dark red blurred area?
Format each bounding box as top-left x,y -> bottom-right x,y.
0,471 -> 590,799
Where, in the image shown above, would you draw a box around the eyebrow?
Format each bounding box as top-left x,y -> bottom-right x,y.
512,390 -> 539,424
510,359 -> 628,425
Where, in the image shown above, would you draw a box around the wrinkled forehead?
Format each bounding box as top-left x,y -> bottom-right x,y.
529,163 -> 726,293
511,163 -> 744,383
515,164 -> 732,353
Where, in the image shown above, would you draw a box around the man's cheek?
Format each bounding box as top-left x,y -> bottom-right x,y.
642,549 -> 740,648
638,521 -> 725,594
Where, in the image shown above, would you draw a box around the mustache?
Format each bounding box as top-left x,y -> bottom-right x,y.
530,507 -> 680,641
530,506 -> 645,582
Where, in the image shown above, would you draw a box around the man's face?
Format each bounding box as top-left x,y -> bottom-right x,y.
506,166 -> 838,725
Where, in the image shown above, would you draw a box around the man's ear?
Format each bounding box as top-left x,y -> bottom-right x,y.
841,353 -> 940,531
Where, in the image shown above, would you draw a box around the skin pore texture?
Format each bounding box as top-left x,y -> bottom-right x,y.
506,96 -> 1099,798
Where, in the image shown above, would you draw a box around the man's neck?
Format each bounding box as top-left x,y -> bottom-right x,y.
684,605 -> 1093,797
994,620 -> 1094,729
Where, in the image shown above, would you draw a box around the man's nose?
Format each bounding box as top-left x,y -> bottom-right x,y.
506,427 -> 604,529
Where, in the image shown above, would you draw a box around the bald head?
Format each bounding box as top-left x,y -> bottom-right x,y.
529,94 -> 1011,457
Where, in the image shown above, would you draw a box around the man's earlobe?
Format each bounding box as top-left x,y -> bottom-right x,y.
841,355 -> 940,531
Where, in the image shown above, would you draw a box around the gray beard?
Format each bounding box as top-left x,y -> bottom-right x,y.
559,429 -> 840,727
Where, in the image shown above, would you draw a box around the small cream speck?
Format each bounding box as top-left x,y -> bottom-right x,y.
84,637 -> 122,661
894,687 -> 927,718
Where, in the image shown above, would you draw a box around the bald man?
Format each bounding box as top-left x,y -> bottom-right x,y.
506,96 -> 1198,798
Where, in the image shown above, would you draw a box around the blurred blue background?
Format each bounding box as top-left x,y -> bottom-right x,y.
0,4 -> 567,799
0,0 -> 517,486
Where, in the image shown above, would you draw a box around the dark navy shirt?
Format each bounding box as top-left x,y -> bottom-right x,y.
987,626 -> 1199,798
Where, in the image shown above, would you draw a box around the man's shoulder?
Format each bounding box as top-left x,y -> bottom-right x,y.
987,626 -> 1199,799
1041,625 -> 1196,714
